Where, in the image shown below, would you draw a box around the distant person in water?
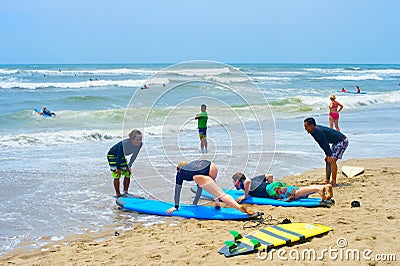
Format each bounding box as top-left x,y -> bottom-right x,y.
166,160 -> 254,215
304,117 -> 348,186
107,130 -> 143,197
232,173 -> 333,202
341,88 -> 346,92
195,104 -> 208,153
356,85 -> 361,93
328,94 -> 343,131
141,84 -> 148,90
40,106 -> 56,117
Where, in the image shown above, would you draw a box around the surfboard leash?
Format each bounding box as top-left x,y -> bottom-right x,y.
243,212 -> 283,229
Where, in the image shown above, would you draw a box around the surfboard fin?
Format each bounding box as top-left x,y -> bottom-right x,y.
229,230 -> 243,241
250,239 -> 261,248
224,240 -> 237,251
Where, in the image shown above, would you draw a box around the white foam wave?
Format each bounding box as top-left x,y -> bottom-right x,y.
256,76 -> 292,81
0,69 -> 19,75
164,67 -> 233,76
0,79 -> 147,90
305,67 -> 400,77
313,74 -> 383,81
203,75 -> 250,83
0,130 -> 121,149
0,68 -> 158,76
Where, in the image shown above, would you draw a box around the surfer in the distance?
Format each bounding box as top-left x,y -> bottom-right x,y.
39,106 -> 56,117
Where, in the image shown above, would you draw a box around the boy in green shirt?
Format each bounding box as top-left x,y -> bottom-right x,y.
195,104 -> 208,153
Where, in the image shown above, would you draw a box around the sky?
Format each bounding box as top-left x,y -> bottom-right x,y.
0,0 -> 399,64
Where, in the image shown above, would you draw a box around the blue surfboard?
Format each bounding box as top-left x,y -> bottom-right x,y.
116,196 -> 254,220
191,186 -> 331,207
336,90 -> 367,94
34,108 -> 52,117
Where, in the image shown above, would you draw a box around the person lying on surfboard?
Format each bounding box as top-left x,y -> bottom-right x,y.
166,160 -> 254,215
231,173 -> 274,202
38,106 -> 56,117
265,182 -> 333,202
232,173 -> 333,202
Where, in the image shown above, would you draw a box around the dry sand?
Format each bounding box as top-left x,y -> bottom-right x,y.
1,158 -> 399,265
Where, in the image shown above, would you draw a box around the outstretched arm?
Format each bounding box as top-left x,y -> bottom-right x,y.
236,179 -> 251,203
167,183 -> 182,214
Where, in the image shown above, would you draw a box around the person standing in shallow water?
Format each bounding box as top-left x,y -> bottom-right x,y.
304,117 -> 348,186
107,130 -> 142,197
328,94 -> 343,131
195,104 -> 208,153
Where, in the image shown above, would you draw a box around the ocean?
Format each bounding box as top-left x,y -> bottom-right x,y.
1,62 -> 399,255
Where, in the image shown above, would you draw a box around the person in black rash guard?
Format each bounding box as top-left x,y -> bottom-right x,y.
231,173 -> 274,202
304,117 -> 348,186
107,130 -> 142,197
41,106 -> 56,116
166,160 -> 254,215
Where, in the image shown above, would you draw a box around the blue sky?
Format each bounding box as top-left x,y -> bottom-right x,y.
1,0 -> 399,64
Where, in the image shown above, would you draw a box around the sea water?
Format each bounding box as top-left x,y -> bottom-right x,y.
0,62 -> 399,255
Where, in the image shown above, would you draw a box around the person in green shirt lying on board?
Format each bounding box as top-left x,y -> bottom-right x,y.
195,104 -> 208,153
232,172 -> 333,202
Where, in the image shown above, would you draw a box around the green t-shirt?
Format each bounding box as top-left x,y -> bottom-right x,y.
197,111 -> 208,128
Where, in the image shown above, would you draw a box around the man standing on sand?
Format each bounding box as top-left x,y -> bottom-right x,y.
304,117 -> 348,186
195,104 -> 208,153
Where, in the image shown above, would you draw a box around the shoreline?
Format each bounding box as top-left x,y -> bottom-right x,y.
1,158 -> 399,265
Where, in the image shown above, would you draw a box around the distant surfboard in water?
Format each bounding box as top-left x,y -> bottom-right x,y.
336,90 -> 367,94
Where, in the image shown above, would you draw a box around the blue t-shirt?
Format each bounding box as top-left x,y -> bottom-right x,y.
310,125 -> 346,156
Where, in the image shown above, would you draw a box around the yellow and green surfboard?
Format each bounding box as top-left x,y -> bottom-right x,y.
219,223 -> 333,257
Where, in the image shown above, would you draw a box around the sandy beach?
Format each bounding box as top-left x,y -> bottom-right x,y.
1,158 -> 399,265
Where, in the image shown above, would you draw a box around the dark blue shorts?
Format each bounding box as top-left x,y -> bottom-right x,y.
198,128 -> 207,139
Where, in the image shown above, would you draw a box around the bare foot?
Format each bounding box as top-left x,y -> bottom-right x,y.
326,184 -> 333,200
239,205 -> 255,215
319,187 -> 327,202
331,179 -> 337,187
317,179 -> 330,185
